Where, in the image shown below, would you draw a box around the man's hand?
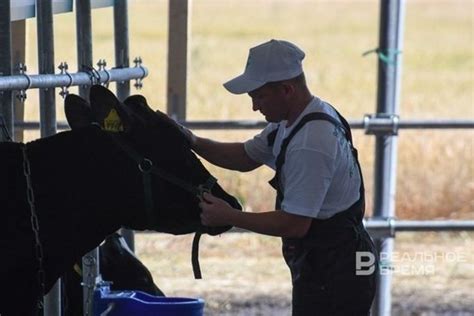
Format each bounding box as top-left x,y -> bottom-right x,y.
199,192 -> 312,238
199,192 -> 236,227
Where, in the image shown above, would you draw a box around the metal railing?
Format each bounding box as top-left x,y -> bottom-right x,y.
229,219 -> 474,235
365,219 -> 474,238
0,61 -> 147,95
6,117 -> 474,132
2,0 -> 473,315
0,0 -> 141,314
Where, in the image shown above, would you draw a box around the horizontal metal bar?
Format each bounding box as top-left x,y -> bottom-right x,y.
9,120 -> 269,131
6,120 -> 260,131
364,114 -> 399,135
368,219 -> 474,230
229,219 -> 474,234
365,218 -> 474,239
396,120 -> 474,129
183,119 -> 474,130
182,120 -> 269,130
6,119 -> 474,131
0,66 -> 148,91
364,115 -> 474,133
10,121 -> 69,130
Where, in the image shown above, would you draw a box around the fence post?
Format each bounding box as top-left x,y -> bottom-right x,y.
371,1 -> 405,315
76,0 -> 93,99
0,0 -> 13,141
114,0 -> 130,102
75,1 -> 100,315
12,19 -> 26,142
37,0 -> 60,314
37,0 -> 57,137
167,0 -> 189,121
113,0 -> 135,251
37,0 -> 61,312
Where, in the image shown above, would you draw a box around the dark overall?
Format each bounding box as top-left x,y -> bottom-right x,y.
268,112 -> 378,316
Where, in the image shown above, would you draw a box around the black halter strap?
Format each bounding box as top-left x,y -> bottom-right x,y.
107,133 -> 216,210
0,115 -> 13,142
105,131 -> 215,279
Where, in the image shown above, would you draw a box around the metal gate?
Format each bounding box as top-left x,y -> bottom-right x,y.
0,0 -> 147,315
1,1 -> 473,316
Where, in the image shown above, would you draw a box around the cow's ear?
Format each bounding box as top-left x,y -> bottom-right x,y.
124,95 -> 149,111
64,94 -> 94,130
124,94 -> 156,117
124,94 -> 175,129
89,85 -> 132,133
123,94 -> 156,126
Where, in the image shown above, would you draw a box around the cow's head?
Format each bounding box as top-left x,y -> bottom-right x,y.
65,85 -> 241,236
100,233 -> 164,296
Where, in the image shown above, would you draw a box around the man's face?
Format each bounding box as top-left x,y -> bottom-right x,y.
248,83 -> 288,123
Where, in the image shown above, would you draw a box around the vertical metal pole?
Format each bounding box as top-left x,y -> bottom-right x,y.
76,2 -> 99,315
37,0 -> 59,314
114,0 -> 130,102
76,0 -> 93,99
12,19 -> 26,142
167,0 -> 189,121
394,1 -> 406,113
372,1 -> 405,315
114,0 -> 135,251
37,0 -> 57,137
0,0 -> 13,141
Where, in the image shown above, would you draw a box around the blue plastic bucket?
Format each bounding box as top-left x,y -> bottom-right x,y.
93,283 -> 204,316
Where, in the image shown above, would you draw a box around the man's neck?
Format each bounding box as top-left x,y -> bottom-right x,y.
286,91 -> 314,127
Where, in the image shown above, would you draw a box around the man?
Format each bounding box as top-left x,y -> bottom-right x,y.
183,39 -> 378,315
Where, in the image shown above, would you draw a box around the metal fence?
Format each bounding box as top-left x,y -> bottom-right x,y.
1,0 -> 473,316
0,0 -> 146,315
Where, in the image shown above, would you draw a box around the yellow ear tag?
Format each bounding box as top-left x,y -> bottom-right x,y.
73,263 -> 82,276
103,108 -> 124,132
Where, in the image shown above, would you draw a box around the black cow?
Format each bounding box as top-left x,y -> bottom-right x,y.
0,85 -> 241,316
61,233 -> 164,316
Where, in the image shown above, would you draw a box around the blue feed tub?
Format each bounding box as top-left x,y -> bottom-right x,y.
93,283 -> 204,316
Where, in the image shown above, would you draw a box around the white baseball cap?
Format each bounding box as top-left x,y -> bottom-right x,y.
223,39 -> 305,94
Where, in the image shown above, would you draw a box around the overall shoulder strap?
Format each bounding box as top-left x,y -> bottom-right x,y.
269,112 -> 353,202
276,112 -> 349,176
267,112 -> 351,147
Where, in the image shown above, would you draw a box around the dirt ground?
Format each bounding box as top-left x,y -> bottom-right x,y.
134,231 -> 474,316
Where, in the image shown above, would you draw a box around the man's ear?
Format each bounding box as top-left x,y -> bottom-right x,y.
282,82 -> 296,98
89,85 -> 132,132
64,94 -> 94,130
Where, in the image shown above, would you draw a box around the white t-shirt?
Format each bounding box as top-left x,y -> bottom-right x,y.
244,96 -> 361,219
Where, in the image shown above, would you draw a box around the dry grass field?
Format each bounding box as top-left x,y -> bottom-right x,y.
17,0 -> 473,314
135,231 -> 474,315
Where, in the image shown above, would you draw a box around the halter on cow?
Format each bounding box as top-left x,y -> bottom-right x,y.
0,85 -> 241,316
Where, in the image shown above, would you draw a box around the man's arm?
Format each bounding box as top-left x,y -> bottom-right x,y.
192,136 -> 261,172
199,192 -> 312,238
170,118 -> 263,172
